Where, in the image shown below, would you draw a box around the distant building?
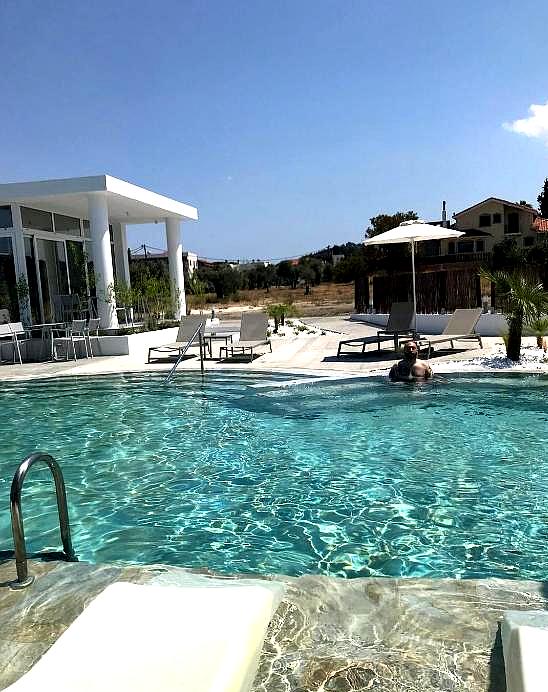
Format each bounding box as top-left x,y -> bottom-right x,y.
332,253 -> 344,266
357,197 -> 543,314
238,259 -> 271,271
130,245 -> 200,276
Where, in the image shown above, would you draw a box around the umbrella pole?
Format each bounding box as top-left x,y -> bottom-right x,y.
411,239 -> 417,333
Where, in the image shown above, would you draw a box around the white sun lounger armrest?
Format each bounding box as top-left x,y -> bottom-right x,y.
6,581 -> 283,692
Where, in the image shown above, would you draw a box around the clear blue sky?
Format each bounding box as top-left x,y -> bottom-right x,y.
2,0 -> 548,260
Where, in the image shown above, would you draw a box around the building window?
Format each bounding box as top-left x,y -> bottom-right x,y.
0,205 -> 13,228
54,214 -> 81,236
448,242 -> 455,255
421,240 -> 440,256
476,240 -> 485,252
457,240 -> 474,253
82,220 -> 91,238
479,214 -> 491,227
21,206 -> 54,232
506,212 -> 519,234
523,236 -> 535,247
493,213 -> 502,224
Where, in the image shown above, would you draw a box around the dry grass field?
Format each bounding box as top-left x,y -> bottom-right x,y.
188,282 -> 355,317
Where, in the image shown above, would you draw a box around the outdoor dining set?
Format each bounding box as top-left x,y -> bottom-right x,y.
0,315 -> 102,364
0,293 -> 103,364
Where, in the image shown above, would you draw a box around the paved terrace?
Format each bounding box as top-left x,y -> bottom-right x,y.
0,316 -> 502,382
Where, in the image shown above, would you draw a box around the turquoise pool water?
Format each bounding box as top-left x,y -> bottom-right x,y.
1,372 -> 548,580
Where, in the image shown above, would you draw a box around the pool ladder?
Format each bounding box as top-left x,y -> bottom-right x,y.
164,321 -> 205,384
4,452 -> 77,589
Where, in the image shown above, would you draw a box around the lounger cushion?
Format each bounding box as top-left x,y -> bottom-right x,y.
7,581 -> 281,692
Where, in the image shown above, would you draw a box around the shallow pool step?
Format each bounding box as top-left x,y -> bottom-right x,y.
502,610 -> 548,692
6,580 -> 282,692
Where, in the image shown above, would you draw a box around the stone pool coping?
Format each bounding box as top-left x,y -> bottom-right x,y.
2,558 -> 547,691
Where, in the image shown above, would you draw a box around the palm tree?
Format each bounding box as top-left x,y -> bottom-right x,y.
480,269 -> 548,361
525,317 -> 548,350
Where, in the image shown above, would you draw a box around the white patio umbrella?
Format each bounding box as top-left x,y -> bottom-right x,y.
364,220 -> 464,331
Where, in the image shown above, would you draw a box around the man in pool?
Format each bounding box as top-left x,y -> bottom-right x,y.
389,340 -> 433,381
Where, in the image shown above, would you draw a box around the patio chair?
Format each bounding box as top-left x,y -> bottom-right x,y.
337,301 -> 416,356
416,307 -> 483,358
0,322 -> 31,364
219,311 -> 272,361
86,318 -> 101,357
52,319 -> 90,361
147,315 -> 209,363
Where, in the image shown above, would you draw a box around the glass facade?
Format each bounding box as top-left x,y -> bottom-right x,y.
35,238 -> 69,321
0,206 -> 13,229
21,206 -> 54,232
24,236 -> 41,324
0,236 -> 19,320
2,204 -> 125,325
54,214 -> 81,236
66,240 -> 87,298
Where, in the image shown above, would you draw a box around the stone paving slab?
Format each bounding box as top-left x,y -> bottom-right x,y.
2,559 -> 548,691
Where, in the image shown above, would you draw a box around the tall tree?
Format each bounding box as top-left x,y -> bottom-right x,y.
538,178 -> 548,217
365,211 -> 418,239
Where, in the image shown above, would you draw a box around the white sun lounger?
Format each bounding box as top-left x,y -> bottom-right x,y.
147,315 -> 209,362
220,312 -> 272,361
416,307 -> 483,358
6,581 -> 282,692
337,301 -> 416,356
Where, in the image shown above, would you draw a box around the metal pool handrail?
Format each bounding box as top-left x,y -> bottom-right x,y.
9,451 -> 77,589
164,321 -> 205,384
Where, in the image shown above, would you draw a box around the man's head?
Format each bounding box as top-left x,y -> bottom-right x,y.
403,341 -> 418,361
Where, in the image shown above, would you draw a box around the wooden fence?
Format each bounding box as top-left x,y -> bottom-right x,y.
355,268 -> 483,313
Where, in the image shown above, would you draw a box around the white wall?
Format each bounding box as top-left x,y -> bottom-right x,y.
351,312 -> 508,336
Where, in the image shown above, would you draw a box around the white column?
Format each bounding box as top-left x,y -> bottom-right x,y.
113,222 -> 131,287
88,193 -> 118,329
165,217 -> 186,319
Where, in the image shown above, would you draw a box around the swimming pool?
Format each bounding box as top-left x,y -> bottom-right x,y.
1,371 -> 548,580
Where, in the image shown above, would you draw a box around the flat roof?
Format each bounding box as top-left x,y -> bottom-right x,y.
0,175 -> 198,224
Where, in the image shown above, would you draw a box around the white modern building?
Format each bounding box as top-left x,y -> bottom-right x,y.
0,175 -> 198,329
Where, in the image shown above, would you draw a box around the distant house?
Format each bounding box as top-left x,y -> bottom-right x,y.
358,197 -> 543,314
452,198 -> 538,251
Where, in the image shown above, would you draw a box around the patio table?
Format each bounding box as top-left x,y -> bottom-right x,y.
203,331 -> 235,358
30,323 -> 67,361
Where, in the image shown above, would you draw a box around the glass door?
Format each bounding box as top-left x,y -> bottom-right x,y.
0,235 -> 18,320
35,238 -> 69,322
24,236 -> 41,324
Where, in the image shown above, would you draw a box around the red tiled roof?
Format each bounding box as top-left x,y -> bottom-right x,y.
533,217 -> 548,233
